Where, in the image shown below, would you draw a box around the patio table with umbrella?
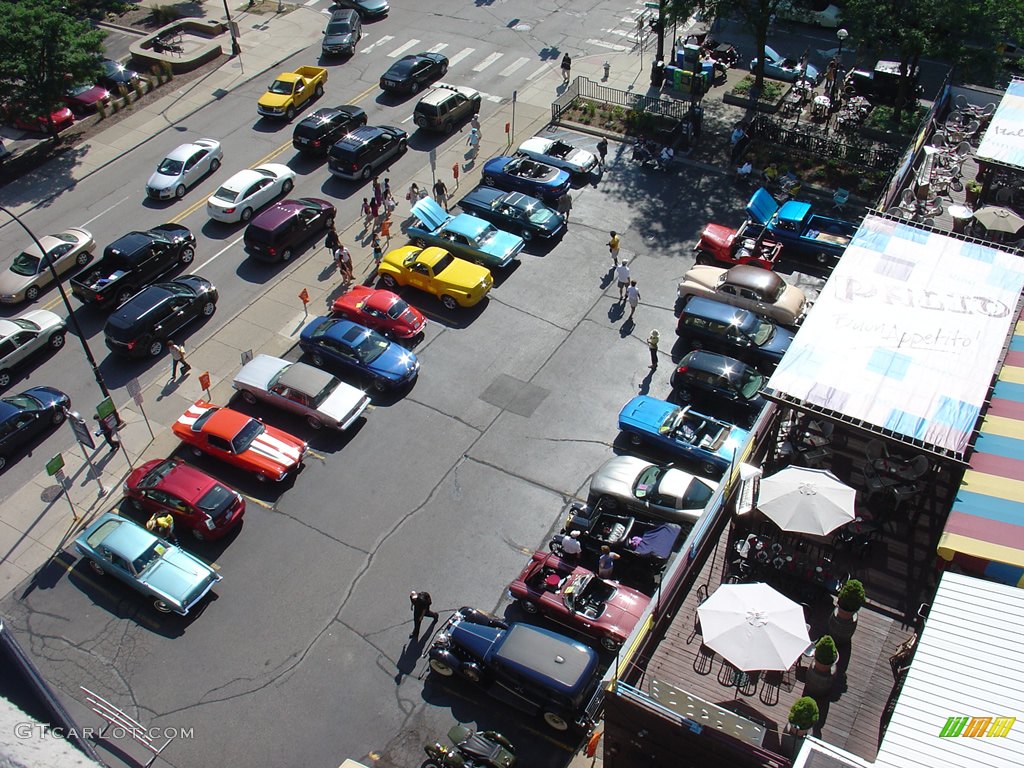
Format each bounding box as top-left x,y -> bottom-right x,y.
757,466 -> 857,537
973,205 -> 1024,235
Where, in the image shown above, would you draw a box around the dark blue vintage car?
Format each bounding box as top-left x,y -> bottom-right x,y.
299,316 -> 419,391
481,156 -> 571,203
457,187 -> 565,241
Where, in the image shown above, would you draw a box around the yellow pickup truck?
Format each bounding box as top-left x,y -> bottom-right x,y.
257,65 -> 328,120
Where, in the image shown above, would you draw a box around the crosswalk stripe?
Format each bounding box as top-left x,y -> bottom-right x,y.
303,0 -> 318,5
388,39 -> 421,58
473,52 -> 504,72
586,38 -> 630,52
359,35 -> 395,54
426,43 -> 449,54
499,57 -> 531,77
526,63 -> 550,81
447,47 -> 475,67
481,93 -> 504,103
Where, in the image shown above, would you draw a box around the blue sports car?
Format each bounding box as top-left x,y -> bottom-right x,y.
457,187 -> 565,241
300,316 -> 419,391
75,512 -> 222,615
407,198 -> 523,269
617,396 -> 749,475
481,156 -> 571,202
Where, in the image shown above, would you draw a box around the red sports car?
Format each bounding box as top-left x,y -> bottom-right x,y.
507,550 -> 650,651
331,285 -> 426,341
172,400 -> 307,483
124,457 -> 246,540
12,106 -> 75,134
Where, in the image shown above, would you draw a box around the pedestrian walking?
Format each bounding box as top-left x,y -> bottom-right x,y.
730,122 -> 746,148
379,217 -> 392,245
598,546 -> 620,579
607,230 -> 621,267
168,340 -> 191,379
625,280 -> 640,320
384,190 -> 397,220
371,234 -> 383,273
615,259 -> 630,300
597,137 -> 608,168
406,182 -> 420,206
361,197 -> 373,229
466,126 -> 480,157
372,176 -> 382,205
409,590 -> 439,639
433,179 -> 449,210
556,191 -> 573,223
647,329 -> 660,369
336,243 -> 353,283
470,113 -> 481,136
560,53 -> 572,84
382,177 -> 391,201
369,196 -> 381,230
324,223 -> 340,261
730,132 -> 750,164
146,513 -> 178,545
93,415 -> 120,453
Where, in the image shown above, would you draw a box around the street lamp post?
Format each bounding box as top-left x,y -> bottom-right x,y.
0,205 -> 113,402
830,28 -> 849,113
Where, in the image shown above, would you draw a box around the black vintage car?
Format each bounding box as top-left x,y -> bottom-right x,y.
457,187 -> 565,241
103,275 -> 217,358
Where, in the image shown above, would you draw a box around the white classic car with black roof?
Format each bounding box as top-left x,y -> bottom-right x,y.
232,354 -> 370,431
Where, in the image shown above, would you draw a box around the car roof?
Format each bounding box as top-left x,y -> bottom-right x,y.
0,319 -> 22,339
681,349 -> 752,378
419,83 -> 478,104
250,200 -> 305,228
723,265 -> 785,294
494,623 -> 597,693
221,168 -> 266,191
328,8 -> 358,21
338,126 -> 387,145
166,143 -> 204,161
447,214 -> 489,238
277,361 -> 335,396
362,288 -> 399,313
202,406 -> 252,440
684,296 -> 758,324
101,518 -> 153,561
154,461 -> 219,501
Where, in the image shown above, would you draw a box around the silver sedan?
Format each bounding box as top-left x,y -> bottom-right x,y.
146,138 -> 224,200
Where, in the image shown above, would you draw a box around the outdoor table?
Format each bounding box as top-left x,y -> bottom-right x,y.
813,95 -> 830,119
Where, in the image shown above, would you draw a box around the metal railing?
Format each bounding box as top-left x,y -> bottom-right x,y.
751,115 -> 901,172
81,686 -> 175,767
552,76 -> 689,123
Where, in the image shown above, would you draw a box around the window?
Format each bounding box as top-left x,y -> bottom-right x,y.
207,434 -> 232,453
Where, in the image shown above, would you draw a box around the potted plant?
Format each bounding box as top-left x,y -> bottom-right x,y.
829,579 -> 865,641
965,180 -> 982,206
805,635 -> 838,695
788,696 -> 819,736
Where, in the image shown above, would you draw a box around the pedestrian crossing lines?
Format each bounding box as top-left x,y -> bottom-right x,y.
447,47 -> 475,67
355,37 -> 539,85
472,52 -> 504,72
388,39 -> 421,58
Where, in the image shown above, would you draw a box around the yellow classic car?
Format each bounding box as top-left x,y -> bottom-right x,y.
377,246 -> 493,309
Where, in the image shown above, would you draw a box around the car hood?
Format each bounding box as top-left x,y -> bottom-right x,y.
564,147 -> 597,169
359,0 -> 389,10
234,354 -> 288,390
618,396 -> 674,432
141,548 -> 220,607
319,380 -> 371,422
324,32 -> 355,45
589,455 -> 651,499
367,343 -> 419,379
483,230 -> 525,259
146,169 -> 180,191
259,93 -> 291,109
681,265 -> 724,290
0,269 -> 33,292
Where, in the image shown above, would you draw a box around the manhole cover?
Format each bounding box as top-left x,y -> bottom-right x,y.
41,485 -> 64,503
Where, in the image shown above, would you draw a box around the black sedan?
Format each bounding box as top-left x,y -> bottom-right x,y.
97,58 -> 142,94
380,53 -> 449,94
457,187 -> 566,241
104,276 -> 218,358
0,386 -> 69,472
333,0 -> 390,18
292,105 -> 368,156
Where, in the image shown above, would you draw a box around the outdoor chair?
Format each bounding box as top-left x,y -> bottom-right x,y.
931,130 -> 948,147
953,94 -> 969,111
954,140 -> 972,159
900,188 -> 916,209
966,119 -> 981,141
759,670 -> 788,705
693,643 -> 715,675
832,187 -> 850,213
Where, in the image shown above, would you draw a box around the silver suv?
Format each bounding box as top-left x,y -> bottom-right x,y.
413,83 -> 481,133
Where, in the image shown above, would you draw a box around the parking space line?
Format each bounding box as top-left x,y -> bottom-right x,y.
472,52 -> 504,72
447,47 -> 475,67
388,39 -> 421,58
192,234 -> 245,273
241,494 -> 275,510
499,57 -> 530,78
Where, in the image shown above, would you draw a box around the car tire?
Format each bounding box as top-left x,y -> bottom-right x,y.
422,762 -> 443,768
127,497 -> 143,511
115,287 -> 134,307
428,658 -> 455,677
521,229 -> 532,241
153,599 -> 172,614
210,158 -> 221,173
147,339 -> 164,358
285,106 -> 296,121
461,662 -> 483,682
202,301 -> 216,317
241,208 -> 254,223
628,432 -> 642,446
282,178 -> 294,195
398,140 -> 407,155
280,248 -> 293,262
306,415 -> 324,430
241,390 -> 258,405
380,274 -> 397,289
48,332 -> 66,350
519,599 -> 539,614
76,250 -> 92,267
372,378 -> 389,393
701,462 -> 719,476
440,64 -> 448,76
191,528 -> 206,541
600,636 -> 621,652
25,285 -> 41,302
51,408 -> 66,426
543,712 -> 570,732
175,184 -> 186,199
695,250 -> 714,266
440,294 -> 458,311
314,83 -> 324,98
88,559 -> 105,576
190,446 -> 204,458
360,166 -> 373,180
310,352 -> 326,368
483,175 -> 496,186
411,82 -> 421,94
413,237 -> 427,247
179,245 -> 195,265
324,216 -> 335,231
443,120 -> 453,134
0,370 -> 10,389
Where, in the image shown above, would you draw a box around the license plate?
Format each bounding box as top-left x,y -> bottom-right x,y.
384,80 -> 395,86
295,137 -> 308,144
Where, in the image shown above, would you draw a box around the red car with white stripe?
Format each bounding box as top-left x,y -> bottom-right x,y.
172,400 -> 307,482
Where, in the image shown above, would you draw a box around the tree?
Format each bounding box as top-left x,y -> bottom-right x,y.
0,0 -> 105,134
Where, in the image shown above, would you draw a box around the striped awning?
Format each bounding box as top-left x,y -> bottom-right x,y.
938,310 -> 1024,585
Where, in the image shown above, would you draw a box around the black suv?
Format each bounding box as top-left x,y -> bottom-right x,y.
413,84 -> 481,133
327,125 -> 408,180
670,350 -> 766,415
244,198 -> 337,263
292,105 -> 367,156
103,276 -> 218,358
321,9 -> 361,56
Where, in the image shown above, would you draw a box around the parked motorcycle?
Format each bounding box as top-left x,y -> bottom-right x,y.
423,724 -> 517,768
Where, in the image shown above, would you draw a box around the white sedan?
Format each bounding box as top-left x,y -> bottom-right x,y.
517,136 -> 598,176
146,138 -> 223,200
0,310 -> 67,389
206,163 -> 296,223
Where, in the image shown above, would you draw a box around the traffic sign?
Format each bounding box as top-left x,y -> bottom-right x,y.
96,397 -> 115,420
299,288 -> 310,304
46,454 -> 65,477
67,411 -> 95,450
199,372 -> 211,391
241,350 -> 254,365
126,377 -> 143,407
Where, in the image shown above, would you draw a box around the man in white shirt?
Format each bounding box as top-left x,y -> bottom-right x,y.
560,530 -> 582,558
615,259 -> 631,300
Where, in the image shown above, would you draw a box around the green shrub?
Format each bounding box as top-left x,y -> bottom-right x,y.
837,579 -> 866,612
149,4 -> 182,25
789,697 -> 819,730
815,635 -> 838,665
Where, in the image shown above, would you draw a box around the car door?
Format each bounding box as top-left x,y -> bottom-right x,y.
245,179 -> 271,210
447,232 -> 474,260
268,383 -> 306,418
4,329 -> 40,368
204,433 -> 235,461
99,547 -> 135,586
408,262 -> 430,292
330,339 -> 362,375
47,243 -> 76,279
165,295 -> 199,337
182,149 -> 206,187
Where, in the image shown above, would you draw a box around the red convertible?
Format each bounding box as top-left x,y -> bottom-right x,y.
507,550 -> 650,651
330,285 -> 426,341
694,220 -> 783,270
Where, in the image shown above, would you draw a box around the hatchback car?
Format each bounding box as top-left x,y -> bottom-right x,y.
207,164 -> 296,223
670,350 -> 767,413
677,264 -> 808,327
0,228 -> 94,304
233,354 -> 371,431
330,285 -> 426,341
103,275 -> 218,358
244,198 -> 337,263
0,386 -> 70,472
0,310 -> 67,389
380,52 -> 448,94
413,84 -> 481,133
124,458 -> 246,540
292,105 -> 367,156
482,156 -> 571,203
299,316 -> 420,391
146,139 -> 223,200
327,125 -> 408,180
587,454 -> 717,524
676,296 -> 795,368
321,9 -> 361,56
457,187 -> 565,241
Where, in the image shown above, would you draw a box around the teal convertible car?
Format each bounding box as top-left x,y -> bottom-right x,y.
407,197 -> 523,269
75,513 -> 222,615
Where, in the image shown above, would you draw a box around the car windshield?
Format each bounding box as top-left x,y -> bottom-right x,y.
67,84 -> 93,97
473,225 -> 498,245
310,379 -> 338,407
352,332 -> 390,364
326,20 -> 351,33
157,158 -> 184,176
739,369 -> 766,399
10,319 -> 39,332
748,317 -> 775,346
386,298 -> 411,319
197,484 -> 236,516
268,79 -> 294,95
633,465 -> 664,500
432,253 -> 455,273
10,253 -> 41,276
213,186 -> 240,203
231,419 -> 265,453
133,540 -> 167,574
141,458 -> 176,487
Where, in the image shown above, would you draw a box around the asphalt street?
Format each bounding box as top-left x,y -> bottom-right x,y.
0,3 -> 832,767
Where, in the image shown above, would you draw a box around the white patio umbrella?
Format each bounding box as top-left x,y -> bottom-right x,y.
697,583 -> 810,671
973,205 -> 1024,235
758,466 -> 856,536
